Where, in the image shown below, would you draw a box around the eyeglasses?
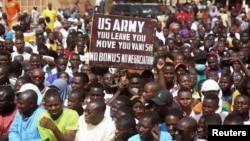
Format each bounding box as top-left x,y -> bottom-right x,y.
32,75 -> 44,79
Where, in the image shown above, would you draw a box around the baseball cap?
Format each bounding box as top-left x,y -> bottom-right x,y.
175,63 -> 187,70
150,89 -> 173,106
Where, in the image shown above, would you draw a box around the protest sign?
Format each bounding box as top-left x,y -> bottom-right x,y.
89,14 -> 156,70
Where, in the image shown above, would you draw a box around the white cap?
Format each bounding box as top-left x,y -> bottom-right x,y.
16,83 -> 43,104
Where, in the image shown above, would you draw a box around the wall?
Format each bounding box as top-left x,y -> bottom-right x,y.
0,0 -> 205,16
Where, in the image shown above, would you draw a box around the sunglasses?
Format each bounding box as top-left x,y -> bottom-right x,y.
32,75 -> 44,79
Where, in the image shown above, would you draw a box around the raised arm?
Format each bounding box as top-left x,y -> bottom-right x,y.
156,58 -> 166,89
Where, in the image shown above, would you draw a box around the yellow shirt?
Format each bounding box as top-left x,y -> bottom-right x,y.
46,42 -> 58,52
231,89 -> 240,111
192,90 -> 200,100
42,8 -> 57,31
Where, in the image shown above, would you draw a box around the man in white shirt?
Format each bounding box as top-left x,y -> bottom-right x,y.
75,99 -> 115,141
11,38 -> 31,61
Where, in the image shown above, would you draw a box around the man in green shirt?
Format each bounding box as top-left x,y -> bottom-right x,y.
37,88 -> 79,141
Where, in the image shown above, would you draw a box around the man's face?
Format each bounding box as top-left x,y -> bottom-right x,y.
219,76 -> 232,91
44,96 -> 63,120
89,87 -> 104,101
115,121 -> 132,140
30,56 -> 42,68
143,85 -> 156,101
84,102 -> 102,125
81,65 -> 91,74
202,98 -> 219,114
132,101 -> 145,119
5,40 -> 13,51
233,96 -> 250,114
15,39 -> 25,52
129,77 -> 141,89
48,3 -> 52,9
31,70 -> 45,86
178,75 -> 191,89
177,91 -> 193,110
17,93 -> 32,117
207,56 -> 218,70
56,58 -> 67,72
0,55 -> 9,65
167,40 -> 175,50
163,66 -> 175,84
77,41 -> 85,54
110,100 -> 124,119
71,76 -> 84,90
70,55 -> 81,68
67,92 -> 82,111
165,115 -> 180,138
137,117 -> 153,140
103,73 -> 114,88
196,117 -> 205,139
173,122 -> 193,141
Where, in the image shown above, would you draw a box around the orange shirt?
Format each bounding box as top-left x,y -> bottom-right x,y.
5,0 -> 20,29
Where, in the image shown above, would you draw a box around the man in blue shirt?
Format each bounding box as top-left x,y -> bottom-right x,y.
128,111 -> 172,141
8,89 -> 45,141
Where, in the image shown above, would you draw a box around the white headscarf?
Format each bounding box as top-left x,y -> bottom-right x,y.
17,83 -> 43,105
200,79 -> 223,113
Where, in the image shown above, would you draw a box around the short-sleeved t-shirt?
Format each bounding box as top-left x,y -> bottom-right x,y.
37,108 -> 79,141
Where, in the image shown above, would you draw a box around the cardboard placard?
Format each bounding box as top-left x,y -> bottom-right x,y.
89,14 -> 156,70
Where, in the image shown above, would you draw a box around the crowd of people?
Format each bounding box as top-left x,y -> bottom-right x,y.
0,0 -> 250,141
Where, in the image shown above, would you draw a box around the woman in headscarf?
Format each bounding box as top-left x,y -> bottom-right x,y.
50,78 -> 71,102
192,79 -> 231,114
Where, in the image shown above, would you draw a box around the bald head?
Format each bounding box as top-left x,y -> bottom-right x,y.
19,89 -> 38,104
88,99 -> 106,113
17,89 -> 39,117
176,117 -> 197,132
31,68 -> 44,75
88,73 -> 98,83
144,81 -> 161,92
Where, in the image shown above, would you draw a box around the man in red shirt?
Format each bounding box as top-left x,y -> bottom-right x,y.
0,86 -> 17,140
